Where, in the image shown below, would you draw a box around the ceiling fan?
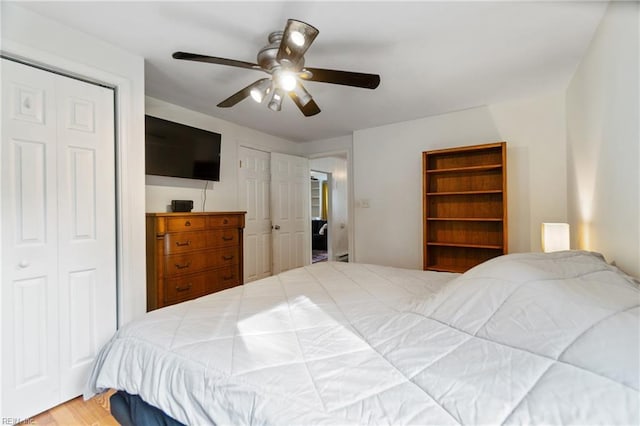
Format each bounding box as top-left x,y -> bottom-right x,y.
172,19 -> 381,117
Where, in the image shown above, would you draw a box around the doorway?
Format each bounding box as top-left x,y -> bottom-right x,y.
311,171 -> 330,263
309,154 -> 349,262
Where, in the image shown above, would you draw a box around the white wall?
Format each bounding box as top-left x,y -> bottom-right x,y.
353,93 -> 567,269
145,97 -> 299,212
1,4 -> 146,324
566,2 -> 639,278
310,157 -> 349,258
297,135 -> 353,157
488,94 -> 567,252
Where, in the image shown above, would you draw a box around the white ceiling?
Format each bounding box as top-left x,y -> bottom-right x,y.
15,1 -> 608,142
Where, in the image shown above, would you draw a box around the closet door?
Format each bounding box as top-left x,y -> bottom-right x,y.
1,59 -> 116,418
55,71 -> 116,401
238,146 -> 272,282
270,152 -> 310,273
1,59 -> 61,419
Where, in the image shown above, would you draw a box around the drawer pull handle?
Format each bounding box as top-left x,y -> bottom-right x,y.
176,283 -> 192,292
222,275 -> 234,281
222,236 -> 233,241
223,255 -> 234,261
185,221 -> 191,227
175,262 -> 191,269
176,240 -> 191,247
223,218 -> 228,224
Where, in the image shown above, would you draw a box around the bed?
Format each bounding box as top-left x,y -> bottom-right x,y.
85,251 -> 639,425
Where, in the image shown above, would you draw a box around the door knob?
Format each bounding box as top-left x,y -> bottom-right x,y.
273,225 -> 280,230
18,260 -> 29,268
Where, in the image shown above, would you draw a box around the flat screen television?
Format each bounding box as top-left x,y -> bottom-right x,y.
145,115 -> 221,181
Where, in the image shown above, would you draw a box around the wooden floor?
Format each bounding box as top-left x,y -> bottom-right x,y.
27,390 -> 118,425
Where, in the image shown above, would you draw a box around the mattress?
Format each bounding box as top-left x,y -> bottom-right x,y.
86,251 -> 639,425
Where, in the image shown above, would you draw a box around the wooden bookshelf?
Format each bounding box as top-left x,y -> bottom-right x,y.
423,142 -> 507,273
311,178 -> 321,218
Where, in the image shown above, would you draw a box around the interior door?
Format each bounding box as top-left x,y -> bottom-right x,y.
55,71 -> 117,402
271,152 -> 311,274
238,146 -> 272,282
1,58 -> 60,419
1,58 -> 116,418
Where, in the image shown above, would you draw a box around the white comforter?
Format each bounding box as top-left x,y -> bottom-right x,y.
86,251 -> 639,425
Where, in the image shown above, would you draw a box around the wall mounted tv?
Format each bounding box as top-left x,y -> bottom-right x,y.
145,115 -> 221,181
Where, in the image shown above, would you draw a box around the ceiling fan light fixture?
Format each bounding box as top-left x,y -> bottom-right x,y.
292,83 -> 312,106
173,18 -> 380,118
290,30 -> 305,47
279,20 -> 319,66
250,79 -> 271,103
268,88 -> 284,111
250,88 -> 263,103
276,70 -> 298,92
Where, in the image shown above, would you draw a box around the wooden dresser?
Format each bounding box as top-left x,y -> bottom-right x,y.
146,211 -> 245,311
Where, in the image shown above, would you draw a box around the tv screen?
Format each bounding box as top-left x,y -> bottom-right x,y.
145,115 -> 221,181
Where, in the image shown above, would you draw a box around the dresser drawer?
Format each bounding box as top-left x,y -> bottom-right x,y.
166,216 -> 206,233
207,214 -> 241,228
207,229 -> 239,248
164,251 -> 209,277
165,247 -> 239,277
165,231 -> 208,254
207,266 -> 240,293
207,246 -> 240,268
164,273 -> 207,305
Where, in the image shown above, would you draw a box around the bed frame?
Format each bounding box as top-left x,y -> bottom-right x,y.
110,391 -> 184,426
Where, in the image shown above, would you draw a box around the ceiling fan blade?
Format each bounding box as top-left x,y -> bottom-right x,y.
277,19 -> 319,68
173,51 -> 260,71
302,67 -> 380,89
217,78 -> 270,108
289,91 -> 321,117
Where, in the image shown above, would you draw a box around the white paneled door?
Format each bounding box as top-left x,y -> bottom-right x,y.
271,152 -> 310,274
238,146 -> 272,282
1,58 -> 116,419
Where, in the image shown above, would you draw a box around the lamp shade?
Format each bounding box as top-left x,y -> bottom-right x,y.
541,223 -> 570,253
249,79 -> 271,103
267,88 -> 284,111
